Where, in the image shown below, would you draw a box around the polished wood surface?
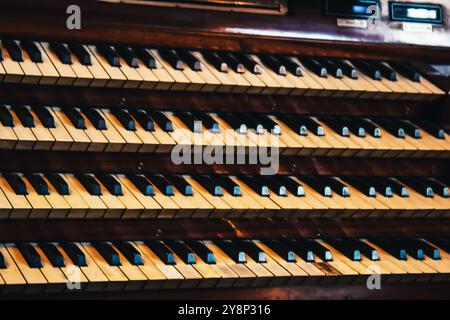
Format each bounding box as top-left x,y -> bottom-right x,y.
0,151 -> 447,177
0,0 -> 449,63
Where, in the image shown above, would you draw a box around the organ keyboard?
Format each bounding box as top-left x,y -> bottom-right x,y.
0,0 -> 449,300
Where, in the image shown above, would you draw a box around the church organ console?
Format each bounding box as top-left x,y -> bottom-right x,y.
0,0 -> 448,299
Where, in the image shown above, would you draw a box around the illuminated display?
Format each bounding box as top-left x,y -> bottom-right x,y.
390,2 -> 443,24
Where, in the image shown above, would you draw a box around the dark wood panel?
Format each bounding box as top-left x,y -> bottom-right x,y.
10,283 -> 450,300
0,0 -> 449,62
0,152 -> 447,177
0,219 -> 449,242
0,84 -> 433,119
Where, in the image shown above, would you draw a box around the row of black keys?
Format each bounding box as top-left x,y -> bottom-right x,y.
1,104 -> 446,141
0,39 -> 422,82
3,172 -> 448,199
4,237 -> 450,270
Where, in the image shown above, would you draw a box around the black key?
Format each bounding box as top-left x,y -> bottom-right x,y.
158,49 -> 184,70
259,176 -> 287,196
300,176 -> 333,197
17,243 -> 42,268
194,175 -> 223,196
344,117 -> 366,137
218,52 -> 245,73
128,174 -> 154,196
371,61 -> 397,81
32,106 -> 55,128
385,178 -> 409,197
166,175 -> 193,196
0,105 -> 14,127
21,41 -> 42,63
325,238 -> 361,261
236,239 -> 266,263
61,243 -> 86,266
326,177 -> 350,197
298,56 -> 327,77
214,240 -> 246,263
260,54 -> 286,75
263,239 -> 296,262
344,176 -> 377,197
24,173 -> 49,195
398,120 -> 421,138
76,174 -> 102,196
321,117 -> 350,137
83,109 -> 107,130
3,173 -> 28,195
0,251 -> 6,269
331,59 -> 358,79
411,239 -> 440,260
11,105 -> 35,128
117,46 -> 139,68
253,114 -> 281,135
133,47 -> 156,69
96,174 -> 123,196
371,238 -> 407,260
93,242 -> 121,266
429,238 -> 450,255
352,59 -> 381,80
97,45 -> 121,67
64,108 -> 86,129
392,238 -> 424,260
282,239 -> 315,262
277,176 -> 305,196
413,120 -> 446,140
202,51 -> 228,73
241,113 -> 265,135
423,178 -> 449,198
176,111 -> 202,133
185,240 -> 216,264
3,39 -> 23,62
278,56 -> 303,77
40,243 -> 65,267
148,111 -> 173,132
111,109 -> 136,131
166,240 -> 196,264
176,50 -> 202,71
219,112 -> 247,134
390,62 -> 421,82
305,239 -> 333,262
49,42 -> 72,64
239,175 -> 269,197
398,177 -> 433,198
317,58 -> 343,78
374,118 -> 405,138
145,240 -> 176,265
67,43 -> 91,66
147,174 -> 174,196
46,173 -> 70,195
352,118 -> 381,138
233,53 -> 261,74
192,112 -> 220,133
130,110 -> 154,132
349,239 -> 379,261
216,176 -> 241,196
114,242 -> 143,266
366,177 -> 395,197
279,115 -> 324,136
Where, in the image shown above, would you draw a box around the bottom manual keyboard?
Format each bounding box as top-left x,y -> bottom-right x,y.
1,237 -> 450,294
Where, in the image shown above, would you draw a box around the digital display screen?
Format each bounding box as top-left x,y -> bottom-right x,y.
390,2 -> 443,24
325,0 -> 380,19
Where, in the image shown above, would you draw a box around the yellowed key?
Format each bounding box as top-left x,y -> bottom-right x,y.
26,106 -> 55,151
32,244 -> 68,293
110,242 -> 148,290
0,245 -> 27,294
30,42 -> 59,85
0,183 -> 12,218
59,174 -> 90,219
0,115 -> 18,150
52,107 -> 90,152
46,107 -> 74,151
0,174 -> 31,218
151,49 -> 190,91
7,105 -> 36,150
117,56 -> 144,89
92,175 -> 125,219
15,41 -> 42,84
193,51 -> 235,93
0,41 -> 24,83
111,174 -> 144,219
101,109 -> 143,152
87,45 -> 126,88
21,174 -> 52,219
40,42 -> 77,86
41,175 -> 71,219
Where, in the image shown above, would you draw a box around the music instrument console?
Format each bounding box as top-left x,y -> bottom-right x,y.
0,0 -> 448,299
